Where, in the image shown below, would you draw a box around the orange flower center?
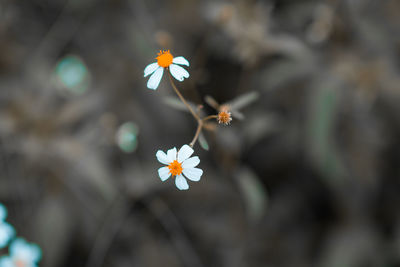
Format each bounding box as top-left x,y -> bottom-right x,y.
14,259 -> 25,267
156,50 -> 173,68
168,160 -> 183,176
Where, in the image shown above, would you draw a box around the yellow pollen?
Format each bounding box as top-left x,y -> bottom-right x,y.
217,111 -> 232,125
168,160 -> 183,176
156,50 -> 173,68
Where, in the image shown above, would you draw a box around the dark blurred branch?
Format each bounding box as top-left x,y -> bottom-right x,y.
85,194 -> 130,267
146,197 -> 205,267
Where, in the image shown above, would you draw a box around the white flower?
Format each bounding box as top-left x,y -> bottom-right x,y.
144,50 -> 189,90
0,238 -> 41,267
0,222 -> 14,249
0,204 -> 15,249
156,144 -> 203,190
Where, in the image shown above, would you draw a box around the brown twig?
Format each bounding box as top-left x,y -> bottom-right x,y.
168,72 -> 219,148
189,122 -> 203,148
202,115 -> 218,122
168,72 -> 200,121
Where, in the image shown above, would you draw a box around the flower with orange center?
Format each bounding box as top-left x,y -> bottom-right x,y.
0,238 -> 42,267
156,144 -> 203,190
144,50 -> 190,90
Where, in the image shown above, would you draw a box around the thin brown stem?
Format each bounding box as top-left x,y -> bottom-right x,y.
167,72 -> 215,148
168,72 -> 200,121
202,115 -> 217,122
189,122 -> 203,148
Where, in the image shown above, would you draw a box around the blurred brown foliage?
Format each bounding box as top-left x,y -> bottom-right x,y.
1,0 -> 400,266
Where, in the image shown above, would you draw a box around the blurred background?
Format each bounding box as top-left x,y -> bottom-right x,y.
1,0 -> 400,266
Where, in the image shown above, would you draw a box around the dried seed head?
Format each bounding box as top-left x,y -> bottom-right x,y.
155,31 -> 173,48
218,4 -> 234,24
217,110 -> 232,125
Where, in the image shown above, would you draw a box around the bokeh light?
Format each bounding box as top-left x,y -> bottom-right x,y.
54,55 -> 90,95
116,122 -> 139,153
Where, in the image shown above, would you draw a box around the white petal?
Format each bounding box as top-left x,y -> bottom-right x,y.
177,145 -> 194,163
175,174 -> 189,190
158,167 -> 171,181
172,56 -> 189,66
10,238 -> 41,262
0,257 -> 13,267
182,156 -> 200,168
182,167 -> 203,181
156,150 -> 170,164
169,64 -> 189,82
144,62 -> 159,77
147,67 -> 164,90
166,147 -> 177,162
0,223 -> 14,248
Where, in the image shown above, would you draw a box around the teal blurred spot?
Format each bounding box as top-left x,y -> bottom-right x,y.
116,122 -> 139,153
55,55 -> 90,95
0,203 -> 6,221
307,83 -> 346,184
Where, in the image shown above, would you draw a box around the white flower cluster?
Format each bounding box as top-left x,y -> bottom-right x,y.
144,52 -> 203,190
